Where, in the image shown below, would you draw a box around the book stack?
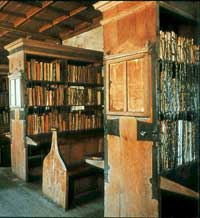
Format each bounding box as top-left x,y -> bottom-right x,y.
66,64 -> 102,84
27,59 -> 61,81
27,85 -> 64,106
160,31 -> 200,63
67,87 -> 102,106
27,110 -> 103,135
159,31 -> 200,171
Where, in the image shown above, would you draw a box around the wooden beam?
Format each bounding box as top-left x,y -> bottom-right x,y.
20,1 -> 43,8
38,5 -> 88,33
62,24 -> 75,31
0,23 -> 60,43
0,10 -> 51,23
0,1 -> 9,10
60,16 -> 101,40
0,10 -> 26,18
14,1 -> 54,27
47,6 -> 70,15
160,176 -> 199,200
74,14 -> 93,24
0,1 -> 54,39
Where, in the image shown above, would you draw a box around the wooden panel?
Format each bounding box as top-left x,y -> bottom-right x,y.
59,135 -> 103,166
108,61 -> 126,112
42,130 -> 68,209
8,51 -> 25,73
127,53 -> 150,115
105,134 -> 121,217
11,111 -> 27,181
106,50 -> 151,117
102,2 -> 157,55
120,117 -> 158,217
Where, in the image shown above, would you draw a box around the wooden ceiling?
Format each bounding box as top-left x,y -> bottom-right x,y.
0,0 -> 102,47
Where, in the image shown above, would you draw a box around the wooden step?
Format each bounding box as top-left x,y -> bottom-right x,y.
160,176 -> 199,200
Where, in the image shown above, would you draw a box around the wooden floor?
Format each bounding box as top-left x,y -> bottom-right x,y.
0,167 -> 104,217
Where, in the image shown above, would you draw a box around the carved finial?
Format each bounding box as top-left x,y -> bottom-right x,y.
51,128 -> 58,154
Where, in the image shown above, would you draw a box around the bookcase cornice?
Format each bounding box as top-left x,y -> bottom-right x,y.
4,38 -> 103,63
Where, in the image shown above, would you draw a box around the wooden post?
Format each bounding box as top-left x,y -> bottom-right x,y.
94,1 -> 159,217
7,50 -> 27,181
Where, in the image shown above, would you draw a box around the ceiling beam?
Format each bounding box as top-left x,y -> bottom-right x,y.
0,10 -> 26,18
14,1 -> 54,27
62,24 -> 75,31
60,16 -> 101,40
0,23 -> 60,43
47,6 -> 70,15
38,5 -> 88,33
0,1 -> 54,39
0,1 -> 9,10
74,14 -> 93,24
0,10 -> 52,23
20,1 -> 43,8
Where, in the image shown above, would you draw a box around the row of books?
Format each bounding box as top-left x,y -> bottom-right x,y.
159,60 -> 199,115
27,85 -> 64,106
160,31 -> 200,63
27,86 -> 102,106
66,64 -> 102,84
67,87 -> 102,106
0,77 -> 8,91
160,119 -> 197,171
0,111 -> 9,125
27,111 -> 103,135
26,59 -> 103,85
27,59 -> 61,81
0,93 -> 9,107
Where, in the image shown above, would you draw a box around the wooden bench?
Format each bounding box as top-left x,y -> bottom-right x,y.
42,129 -> 103,209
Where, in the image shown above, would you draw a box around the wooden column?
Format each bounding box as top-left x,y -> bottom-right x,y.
94,1 -> 159,217
7,50 -> 27,181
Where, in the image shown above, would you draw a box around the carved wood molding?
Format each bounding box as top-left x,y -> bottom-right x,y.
94,1 -> 156,26
93,1 -> 123,12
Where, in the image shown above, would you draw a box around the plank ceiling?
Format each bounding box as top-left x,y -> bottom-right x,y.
0,0 -> 102,47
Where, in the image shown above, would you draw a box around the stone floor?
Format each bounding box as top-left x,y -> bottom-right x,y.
0,167 -> 104,217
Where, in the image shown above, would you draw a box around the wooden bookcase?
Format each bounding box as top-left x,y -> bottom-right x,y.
0,64 -> 10,167
4,38 -> 104,186
95,1 -> 199,217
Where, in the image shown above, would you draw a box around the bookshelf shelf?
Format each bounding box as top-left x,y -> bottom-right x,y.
26,105 -> 103,110
26,80 -> 103,88
28,128 -> 104,139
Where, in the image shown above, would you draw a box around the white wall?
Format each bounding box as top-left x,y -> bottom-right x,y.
62,26 -> 103,51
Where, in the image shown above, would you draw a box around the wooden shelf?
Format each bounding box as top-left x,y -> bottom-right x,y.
27,128 -> 104,139
26,80 -> 103,88
85,159 -> 104,170
160,176 -> 199,200
26,105 -> 103,109
26,80 -> 65,86
159,1 -> 198,23
67,82 -> 103,88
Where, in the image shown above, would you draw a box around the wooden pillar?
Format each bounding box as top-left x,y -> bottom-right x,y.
94,1 -> 159,217
7,50 -> 27,181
